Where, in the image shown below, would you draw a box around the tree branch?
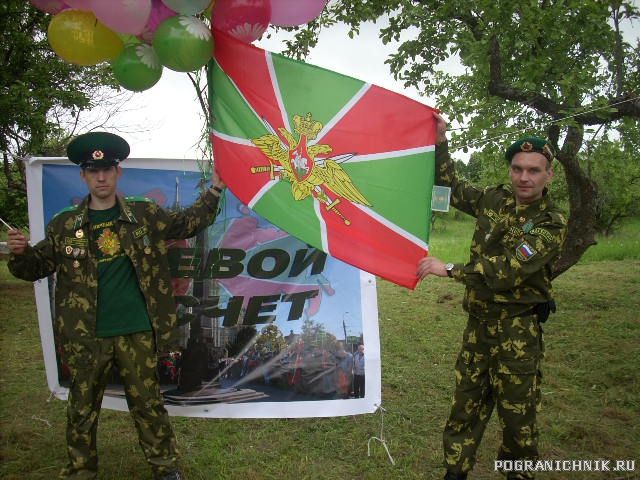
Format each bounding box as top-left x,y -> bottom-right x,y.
487,36 -> 640,124
487,35 -> 562,116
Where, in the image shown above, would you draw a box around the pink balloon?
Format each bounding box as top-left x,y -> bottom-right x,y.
90,0 -> 152,35
212,0 -> 271,44
62,0 -> 92,10
269,0 -> 327,27
138,0 -> 178,44
30,0 -> 69,14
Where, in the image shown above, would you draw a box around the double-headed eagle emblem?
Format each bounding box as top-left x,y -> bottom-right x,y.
250,113 -> 371,225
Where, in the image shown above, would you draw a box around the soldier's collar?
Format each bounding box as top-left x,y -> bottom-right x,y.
115,195 -> 138,223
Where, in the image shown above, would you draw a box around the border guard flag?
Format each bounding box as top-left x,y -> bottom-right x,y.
209,30 -> 438,289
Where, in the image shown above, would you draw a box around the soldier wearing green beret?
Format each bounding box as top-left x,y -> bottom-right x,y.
7,131 -> 227,480
417,114 -> 567,480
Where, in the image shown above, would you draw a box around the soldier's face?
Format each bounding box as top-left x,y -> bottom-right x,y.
80,166 -> 122,202
509,152 -> 554,205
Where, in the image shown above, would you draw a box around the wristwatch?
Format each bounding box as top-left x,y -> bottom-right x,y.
445,262 -> 454,278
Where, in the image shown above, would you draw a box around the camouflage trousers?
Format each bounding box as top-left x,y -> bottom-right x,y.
443,312 -> 544,480
59,331 -> 179,479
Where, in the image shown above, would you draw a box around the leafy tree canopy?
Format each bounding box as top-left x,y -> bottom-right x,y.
1,1 -> 125,227
1,2 -> 120,164
256,324 -> 288,353
279,0 -> 640,273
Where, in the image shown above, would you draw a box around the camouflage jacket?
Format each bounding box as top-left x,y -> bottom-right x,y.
8,190 -> 221,367
435,142 -> 567,319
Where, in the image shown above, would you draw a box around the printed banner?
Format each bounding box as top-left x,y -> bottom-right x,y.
25,157 -> 381,418
209,29 -> 437,289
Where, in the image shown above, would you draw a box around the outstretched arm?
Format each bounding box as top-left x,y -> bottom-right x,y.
209,164 -> 226,195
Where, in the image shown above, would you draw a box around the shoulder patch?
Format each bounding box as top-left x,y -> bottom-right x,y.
125,195 -> 154,204
51,204 -> 79,220
516,242 -> 537,262
530,227 -> 554,243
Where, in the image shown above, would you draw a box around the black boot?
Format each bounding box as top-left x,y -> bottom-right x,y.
157,471 -> 186,480
444,471 -> 468,480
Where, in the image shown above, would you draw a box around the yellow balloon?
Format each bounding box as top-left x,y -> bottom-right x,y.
48,10 -> 124,66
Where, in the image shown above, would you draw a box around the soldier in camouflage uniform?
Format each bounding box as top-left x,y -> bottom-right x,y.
7,132 -> 226,480
417,114 -> 567,480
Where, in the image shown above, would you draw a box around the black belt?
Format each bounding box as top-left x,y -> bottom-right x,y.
522,300 -> 556,323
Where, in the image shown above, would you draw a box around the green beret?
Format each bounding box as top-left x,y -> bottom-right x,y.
67,132 -> 130,168
505,137 -> 556,163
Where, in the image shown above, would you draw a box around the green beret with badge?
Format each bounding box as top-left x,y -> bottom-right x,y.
67,132 -> 130,168
505,137 -> 556,163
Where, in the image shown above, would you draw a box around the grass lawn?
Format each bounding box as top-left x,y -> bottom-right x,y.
1,218 -> 638,479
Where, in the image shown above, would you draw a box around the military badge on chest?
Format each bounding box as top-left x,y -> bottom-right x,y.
97,228 -> 121,257
133,225 -> 152,255
63,236 -> 88,268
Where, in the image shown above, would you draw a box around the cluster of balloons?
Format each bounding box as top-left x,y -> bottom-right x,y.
31,0 -> 328,92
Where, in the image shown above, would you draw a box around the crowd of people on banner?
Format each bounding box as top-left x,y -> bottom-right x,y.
209,342 -> 366,400
150,339 -> 367,401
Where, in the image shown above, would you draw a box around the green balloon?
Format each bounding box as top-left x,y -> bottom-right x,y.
152,15 -> 213,72
112,44 -> 163,92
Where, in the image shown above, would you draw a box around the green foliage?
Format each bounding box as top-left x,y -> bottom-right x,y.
0,1 -> 119,157
582,137 -> 640,235
301,316 -> 338,350
255,323 -> 288,353
0,0 -> 121,223
0,162 -> 28,229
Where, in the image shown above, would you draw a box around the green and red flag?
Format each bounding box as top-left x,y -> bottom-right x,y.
209,30 -> 437,289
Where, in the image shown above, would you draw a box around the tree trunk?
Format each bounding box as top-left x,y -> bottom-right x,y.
551,127 -> 598,278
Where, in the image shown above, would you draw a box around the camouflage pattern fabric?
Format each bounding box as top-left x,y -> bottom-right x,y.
443,312 -> 543,479
8,188 -> 221,478
435,143 -> 567,320
60,331 -> 178,479
8,189 -> 221,363
434,143 -> 567,479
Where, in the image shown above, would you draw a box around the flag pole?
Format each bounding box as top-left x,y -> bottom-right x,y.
0,216 -> 15,230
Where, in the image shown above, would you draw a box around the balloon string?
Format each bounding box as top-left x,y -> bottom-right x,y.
367,404 -> 396,466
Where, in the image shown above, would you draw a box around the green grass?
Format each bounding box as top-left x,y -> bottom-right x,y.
580,217 -> 640,262
1,219 -> 639,480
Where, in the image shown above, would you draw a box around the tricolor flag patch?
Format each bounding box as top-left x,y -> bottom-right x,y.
516,242 -> 537,261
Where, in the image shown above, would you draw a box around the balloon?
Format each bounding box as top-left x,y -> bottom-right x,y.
91,0 -> 152,35
269,0 -> 327,27
138,0 -> 178,44
61,0 -> 92,9
29,0 -> 68,14
118,33 -> 142,46
161,0 -> 211,15
48,10 -> 124,66
211,0 -> 270,44
112,44 -> 163,91
152,15 -> 213,71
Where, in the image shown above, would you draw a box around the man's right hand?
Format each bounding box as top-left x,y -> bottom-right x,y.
7,229 -> 28,255
417,256 -> 448,280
